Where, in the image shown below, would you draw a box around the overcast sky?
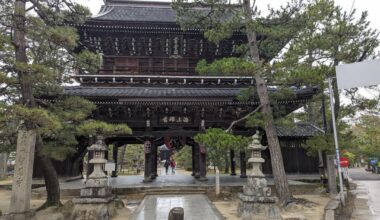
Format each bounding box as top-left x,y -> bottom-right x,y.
76,0 -> 380,31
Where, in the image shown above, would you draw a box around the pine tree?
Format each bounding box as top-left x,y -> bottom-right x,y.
0,0 -> 131,209
172,0 -> 308,205
173,0 -> 379,205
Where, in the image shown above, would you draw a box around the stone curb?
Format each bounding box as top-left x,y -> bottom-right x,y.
323,195 -> 341,220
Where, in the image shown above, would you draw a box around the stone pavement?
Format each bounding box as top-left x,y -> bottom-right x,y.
349,168 -> 380,220
131,194 -> 224,220
56,172 -> 318,190
350,181 -> 380,220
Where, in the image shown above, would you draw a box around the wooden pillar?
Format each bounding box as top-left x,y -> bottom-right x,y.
150,142 -> 157,180
191,144 -> 195,176
230,150 -> 236,176
199,144 -> 208,181
240,151 -> 247,178
143,140 -> 152,183
194,144 -> 200,178
111,144 -> 118,177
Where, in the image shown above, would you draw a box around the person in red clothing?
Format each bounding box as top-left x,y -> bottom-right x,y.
170,157 -> 176,174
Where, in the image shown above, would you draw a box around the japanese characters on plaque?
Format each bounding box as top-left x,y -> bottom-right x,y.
160,116 -> 191,124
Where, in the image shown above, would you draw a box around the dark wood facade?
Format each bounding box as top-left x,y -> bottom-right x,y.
41,0 -> 322,179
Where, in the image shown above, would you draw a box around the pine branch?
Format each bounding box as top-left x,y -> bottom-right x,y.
225,104 -> 262,133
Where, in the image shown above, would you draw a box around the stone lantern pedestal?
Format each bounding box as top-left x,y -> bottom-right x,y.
69,136 -> 124,220
237,132 -> 282,220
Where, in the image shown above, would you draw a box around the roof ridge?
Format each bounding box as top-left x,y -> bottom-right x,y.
93,5 -> 115,19
105,0 -> 172,7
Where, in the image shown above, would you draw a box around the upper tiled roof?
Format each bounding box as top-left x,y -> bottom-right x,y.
92,1 -> 223,23
93,4 -> 177,23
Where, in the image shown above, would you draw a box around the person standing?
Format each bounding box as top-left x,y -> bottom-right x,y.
164,159 -> 170,175
170,157 -> 176,174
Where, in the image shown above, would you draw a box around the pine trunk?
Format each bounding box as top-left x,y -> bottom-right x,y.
35,139 -> 61,208
243,0 -> 293,205
13,0 -> 61,208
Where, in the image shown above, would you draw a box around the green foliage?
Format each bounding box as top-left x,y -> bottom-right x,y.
302,125 -> 355,156
194,128 -> 250,169
174,146 -> 193,171
50,96 -> 96,122
173,0 -> 307,62
277,0 -> 379,118
75,50 -> 102,74
352,115 -> 380,157
77,120 -> 132,137
342,151 -> 356,165
245,112 -> 266,128
237,87 -> 256,102
121,145 -> 144,174
302,134 -> 334,156
10,105 -> 62,136
0,1 -> 131,165
196,58 -> 258,76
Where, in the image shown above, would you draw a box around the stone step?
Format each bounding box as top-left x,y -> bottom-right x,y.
143,188 -> 207,195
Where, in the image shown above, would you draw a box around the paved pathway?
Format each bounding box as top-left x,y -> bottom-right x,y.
131,194 -> 224,220
349,168 -> 380,220
56,172 -> 317,190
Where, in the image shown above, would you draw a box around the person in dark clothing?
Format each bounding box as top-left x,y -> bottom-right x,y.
164,159 -> 170,175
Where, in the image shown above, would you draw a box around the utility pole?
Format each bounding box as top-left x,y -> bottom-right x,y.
328,77 -> 345,204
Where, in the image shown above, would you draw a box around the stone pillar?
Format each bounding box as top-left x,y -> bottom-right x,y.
240,151 -> 247,178
199,144 -> 208,181
230,150 -> 236,176
87,150 -> 94,178
327,154 -> 338,195
143,140 -> 152,182
194,144 -> 200,179
0,152 -> 8,180
111,144 -> 118,178
150,142 -> 157,180
191,145 -> 195,176
7,130 -> 36,220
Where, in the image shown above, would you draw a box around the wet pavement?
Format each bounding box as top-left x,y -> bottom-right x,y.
131,194 -> 224,220
349,168 -> 380,220
54,172 -> 318,190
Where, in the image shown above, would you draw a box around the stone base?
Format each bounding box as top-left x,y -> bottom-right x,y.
198,177 -> 208,182
68,197 -> 125,220
80,186 -> 113,198
3,210 -> 35,220
238,193 -> 282,220
85,178 -> 108,188
73,195 -> 116,204
143,177 -> 152,183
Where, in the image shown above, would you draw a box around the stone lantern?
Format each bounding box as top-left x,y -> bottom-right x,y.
70,136 -> 124,220
238,131 -> 282,220
73,136 -> 114,204
86,136 -> 108,186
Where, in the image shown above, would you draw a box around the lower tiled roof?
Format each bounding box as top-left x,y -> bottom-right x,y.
276,123 -> 325,138
63,86 -> 317,99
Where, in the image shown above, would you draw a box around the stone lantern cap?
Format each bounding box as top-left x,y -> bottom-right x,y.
87,135 -> 108,151
248,132 -> 267,151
